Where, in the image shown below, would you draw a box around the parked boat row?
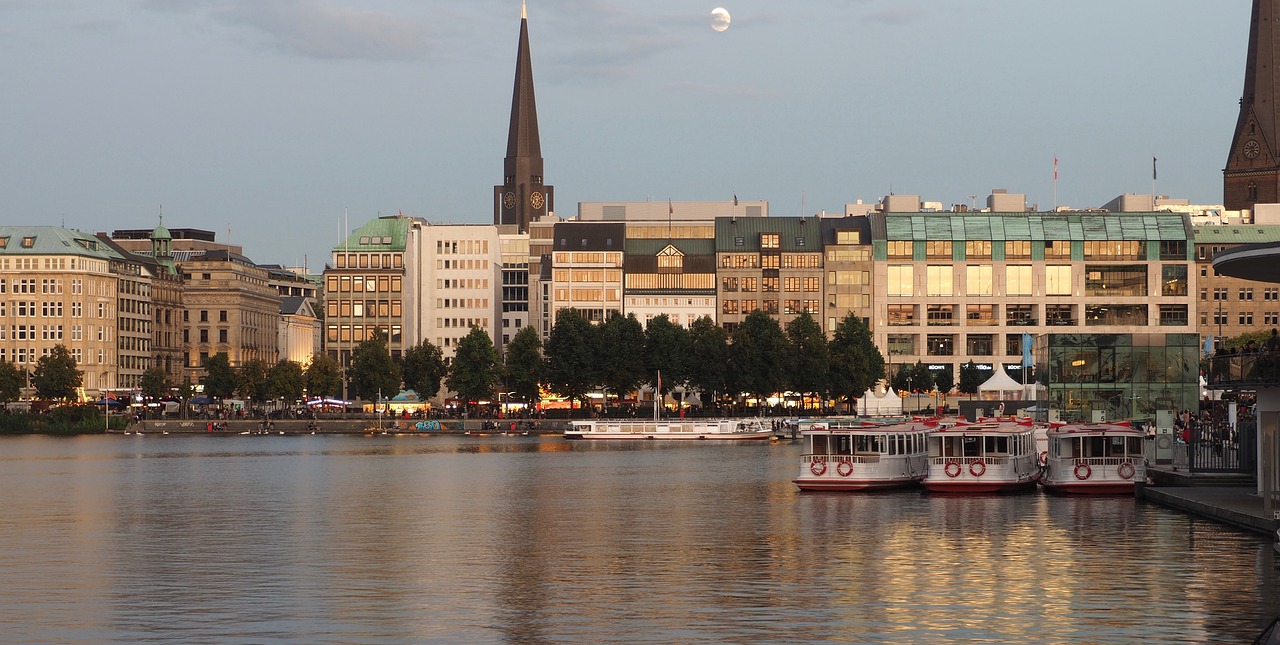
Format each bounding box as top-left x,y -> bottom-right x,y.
794,419 -> 1147,495
564,418 -> 772,440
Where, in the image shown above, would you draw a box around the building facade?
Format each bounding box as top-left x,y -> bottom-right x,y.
715,216 -> 825,334
179,250 -> 281,376
322,216 -> 411,365
403,221 -> 500,361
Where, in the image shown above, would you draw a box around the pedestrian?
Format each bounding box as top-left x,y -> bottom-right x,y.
1267,328 -> 1280,353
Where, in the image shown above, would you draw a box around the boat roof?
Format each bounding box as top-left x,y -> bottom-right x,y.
930,420 -> 1039,435
807,420 -> 929,434
1048,422 -> 1144,437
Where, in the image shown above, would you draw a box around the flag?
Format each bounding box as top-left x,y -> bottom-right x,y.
1053,157 -> 1058,181
733,194 -> 738,206
668,200 -> 673,216
1021,332 -> 1034,368
1153,156 -> 1157,181
657,370 -> 662,393
1203,335 -> 1213,358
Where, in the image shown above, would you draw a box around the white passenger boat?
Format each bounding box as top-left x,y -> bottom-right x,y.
564,418 -> 772,440
793,420 -> 929,491
923,420 -> 1040,494
1039,422 -> 1147,495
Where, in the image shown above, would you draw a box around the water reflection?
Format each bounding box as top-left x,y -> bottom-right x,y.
0,435 -> 1275,643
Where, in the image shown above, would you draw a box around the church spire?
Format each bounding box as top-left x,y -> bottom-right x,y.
494,2 -> 552,232
1225,0 -> 1280,211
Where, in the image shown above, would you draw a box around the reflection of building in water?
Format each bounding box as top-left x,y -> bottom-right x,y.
1044,333 -> 1200,423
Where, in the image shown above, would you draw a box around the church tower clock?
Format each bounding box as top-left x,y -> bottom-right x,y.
1226,0 -> 1280,212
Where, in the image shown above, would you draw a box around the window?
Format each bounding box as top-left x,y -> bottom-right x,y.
927,334 -> 954,356
966,265 -> 993,296
1085,265 -> 1148,297
761,233 -> 780,249
1046,266 -> 1072,296
966,304 -> 997,326
1240,287 -> 1255,301
925,241 -> 952,259
741,277 -> 757,292
200,329 -> 209,343
219,310 -> 228,322
927,304 -> 955,326
1159,305 -> 1188,326
1162,265 -> 1188,297
965,241 -> 992,259
722,300 -> 739,315
926,266 -> 953,296
966,334 -> 994,356
1005,265 -> 1033,296
888,305 -> 916,326
219,329 -> 228,343
1044,240 -> 1071,258
762,300 -> 778,314
1006,304 -> 1035,326
887,265 -> 913,297
1005,241 -> 1032,259
1046,304 -> 1073,326
762,277 -> 779,292
887,241 -> 913,258
784,300 -> 801,315
760,255 -> 780,269
722,277 -> 738,292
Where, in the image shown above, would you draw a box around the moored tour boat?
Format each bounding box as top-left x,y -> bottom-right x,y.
564,418 -> 771,440
793,420 -> 929,491
923,420 -> 1040,494
1039,422 -> 1146,494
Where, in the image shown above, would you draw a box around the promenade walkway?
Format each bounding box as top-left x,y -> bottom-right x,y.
1140,470 -> 1278,538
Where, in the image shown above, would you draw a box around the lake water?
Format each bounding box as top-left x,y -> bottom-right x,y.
0,434 -> 1277,644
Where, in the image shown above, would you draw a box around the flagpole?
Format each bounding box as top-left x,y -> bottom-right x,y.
1053,156 -> 1058,210
1152,156 -> 1157,207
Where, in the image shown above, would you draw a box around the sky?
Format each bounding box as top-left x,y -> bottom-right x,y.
0,0 -> 1254,269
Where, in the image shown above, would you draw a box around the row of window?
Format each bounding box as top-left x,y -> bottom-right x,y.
0,301 -> 106,318
0,346 -> 103,364
722,276 -> 821,292
721,300 -> 821,315
719,254 -> 823,269
325,275 -> 404,294
1204,287 -> 1280,301
332,252 -> 402,270
0,324 -> 111,341
886,264 -> 1187,299
1201,311 -> 1280,326
886,240 -> 1183,261
325,324 -> 403,344
326,300 -> 403,319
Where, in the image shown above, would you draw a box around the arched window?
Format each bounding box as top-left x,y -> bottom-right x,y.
1248,181 -> 1259,201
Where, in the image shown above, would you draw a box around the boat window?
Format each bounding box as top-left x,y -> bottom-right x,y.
1060,438 -> 1075,458
812,435 -> 829,455
1109,436 -> 1126,457
1087,436 -> 1107,457
855,435 -> 881,455
836,434 -> 853,455
963,436 -> 980,457
984,436 -> 1009,456
1127,437 -> 1143,455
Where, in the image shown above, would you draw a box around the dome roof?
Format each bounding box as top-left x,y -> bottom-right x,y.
151,213 -> 171,240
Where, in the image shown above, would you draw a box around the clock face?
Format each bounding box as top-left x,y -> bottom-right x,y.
503,192 -> 516,209
1245,139 -> 1261,159
530,191 -> 545,210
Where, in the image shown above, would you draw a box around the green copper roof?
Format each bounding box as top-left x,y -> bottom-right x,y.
1193,224 -> 1280,245
334,216 -> 411,252
0,226 -> 124,259
882,212 -> 1191,241
715,215 -> 823,252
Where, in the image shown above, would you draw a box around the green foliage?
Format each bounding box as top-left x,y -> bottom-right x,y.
504,327 -> 543,407
402,341 -> 447,400
349,331 -> 401,401
446,327 -> 502,413
267,360 -> 306,402
932,364 -> 955,395
598,312 -> 646,404
784,312 -> 829,402
644,314 -> 690,399
202,353 -> 237,400
958,361 -> 984,397
0,405 -> 118,435
828,313 -> 884,411
304,352 -> 342,398
32,345 -> 81,400
236,358 -> 272,402
686,316 -> 728,407
0,360 -> 24,403
544,308 -> 600,414
729,311 -> 788,409
893,361 -> 935,393
140,367 -> 169,401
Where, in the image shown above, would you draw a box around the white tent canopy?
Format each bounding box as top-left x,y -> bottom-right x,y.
979,365 -> 1025,399
857,384 -> 903,416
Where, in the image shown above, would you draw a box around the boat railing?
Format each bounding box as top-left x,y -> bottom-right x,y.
803,454 -> 883,464
1052,456 -> 1141,468
929,455 -> 1026,466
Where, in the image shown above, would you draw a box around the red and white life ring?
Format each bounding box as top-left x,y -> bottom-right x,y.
810,458 -> 827,476
945,461 -> 962,478
1074,462 -> 1092,480
837,460 -> 854,477
1117,461 -> 1136,480
1038,451 -> 1048,466
969,460 -> 986,477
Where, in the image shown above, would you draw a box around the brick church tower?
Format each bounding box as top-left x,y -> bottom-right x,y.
1226,0 -> 1280,211
494,2 -> 553,233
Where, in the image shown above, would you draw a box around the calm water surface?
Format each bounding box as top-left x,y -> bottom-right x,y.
0,434 -> 1277,644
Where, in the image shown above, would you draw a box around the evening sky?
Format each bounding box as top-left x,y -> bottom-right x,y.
0,0 -> 1252,266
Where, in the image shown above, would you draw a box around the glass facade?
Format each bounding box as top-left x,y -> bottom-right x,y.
1041,333 -> 1199,424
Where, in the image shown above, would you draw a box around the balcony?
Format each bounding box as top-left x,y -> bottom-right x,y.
1206,351 -> 1280,388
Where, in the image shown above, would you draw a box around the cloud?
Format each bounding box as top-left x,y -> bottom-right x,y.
666,80 -> 780,101
864,8 -> 923,26
143,0 -> 430,61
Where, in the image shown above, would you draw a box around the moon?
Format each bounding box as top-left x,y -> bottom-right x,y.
711,7 -> 731,32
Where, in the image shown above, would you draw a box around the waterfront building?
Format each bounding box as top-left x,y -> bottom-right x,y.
93,237 -> 153,390
261,264 -> 321,366
493,4 -> 552,233
546,221 -> 624,325
178,249 -> 281,376
0,227 -> 122,394
322,216 -> 410,364
715,215 -> 825,334
819,217 -> 875,334
403,221 -> 500,361
527,213 -> 560,339
870,210 -> 1197,420
1193,222 -> 1280,346
497,227 -> 530,351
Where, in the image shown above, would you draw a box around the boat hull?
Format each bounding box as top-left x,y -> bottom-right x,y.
1040,479 -> 1137,495
564,431 -> 772,440
923,478 -> 1038,494
793,477 -> 921,492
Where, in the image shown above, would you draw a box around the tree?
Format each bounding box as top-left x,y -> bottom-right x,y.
504,327 -> 543,408
784,312 -> 829,410
686,316 -> 728,409
932,364 -> 955,400
304,352 -> 342,399
543,308 -> 600,415
958,361 -> 984,398
447,327 -> 502,415
729,311 -> 788,413
32,344 -> 81,400
349,330 -> 401,402
177,376 -> 195,419
236,358 -> 271,403
644,314 -> 691,407
598,312 -> 646,408
402,340 -> 447,400
202,352 -> 237,400
828,313 -> 885,414
267,360 -> 305,402
0,360 -> 24,403
140,367 -> 170,402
